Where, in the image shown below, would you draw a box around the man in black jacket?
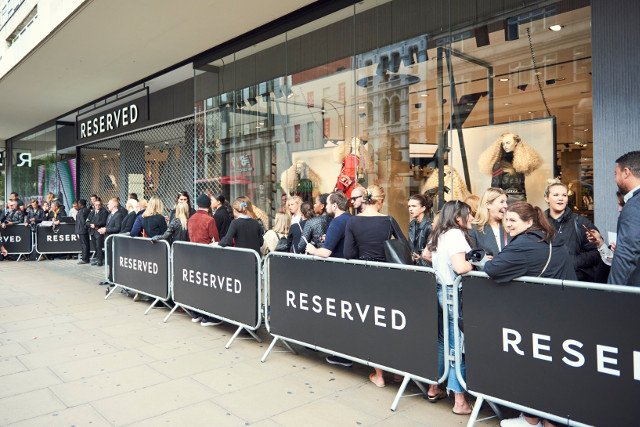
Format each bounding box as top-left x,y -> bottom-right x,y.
97,198 -> 124,279
75,199 -> 91,264
609,151 -> 640,286
89,199 -> 108,266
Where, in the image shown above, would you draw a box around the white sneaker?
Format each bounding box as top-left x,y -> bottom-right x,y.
191,316 -> 203,323
500,414 -> 542,427
201,319 -> 223,326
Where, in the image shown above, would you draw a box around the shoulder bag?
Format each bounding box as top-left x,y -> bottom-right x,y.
383,217 -> 413,264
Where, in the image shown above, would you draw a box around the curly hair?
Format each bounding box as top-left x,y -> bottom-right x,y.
478,132 -> 542,175
421,165 -> 471,202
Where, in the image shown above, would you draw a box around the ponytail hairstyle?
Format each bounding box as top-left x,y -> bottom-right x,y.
427,201 -> 472,251
506,201 -> 556,242
300,202 -> 315,220
232,197 -> 250,215
363,185 -> 385,205
215,194 -> 233,216
236,196 -> 258,219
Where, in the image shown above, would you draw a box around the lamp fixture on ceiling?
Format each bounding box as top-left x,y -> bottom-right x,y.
549,25 -> 563,31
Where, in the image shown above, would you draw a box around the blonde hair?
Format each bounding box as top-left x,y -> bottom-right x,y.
232,197 -> 251,215
175,202 -> 189,230
143,196 -> 164,217
126,198 -> 138,213
472,188 -> 507,231
362,185 -> 385,205
478,132 -> 542,175
287,195 -> 302,209
464,194 -> 480,216
136,199 -> 148,212
543,178 -> 567,197
272,212 -> 290,235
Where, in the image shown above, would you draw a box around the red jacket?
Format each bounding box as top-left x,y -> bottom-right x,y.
187,210 -> 219,244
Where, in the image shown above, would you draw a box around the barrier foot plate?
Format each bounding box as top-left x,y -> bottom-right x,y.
16,254 -> 23,261
225,326 -> 263,349
144,298 -> 161,315
163,304 -> 180,323
466,396 -> 484,427
390,376 -> 411,411
105,285 -> 120,300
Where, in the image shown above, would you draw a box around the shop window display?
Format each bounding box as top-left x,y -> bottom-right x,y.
193,0 -> 593,230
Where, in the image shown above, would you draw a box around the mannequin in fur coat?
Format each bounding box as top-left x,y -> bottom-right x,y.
280,160 -> 321,203
421,165 -> 471,202
478,132 -> 542,202
333,137 -> 374,198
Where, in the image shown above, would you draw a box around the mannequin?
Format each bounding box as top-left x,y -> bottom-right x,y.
280,160 -> 321,203
421,165 -> 471,202
478,132 -> 542,202
333,137 -> 373,198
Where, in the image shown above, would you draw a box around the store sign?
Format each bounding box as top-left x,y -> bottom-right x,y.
16,152 -> 31,167
230,153 -> 254,173
76,94 -> 148,141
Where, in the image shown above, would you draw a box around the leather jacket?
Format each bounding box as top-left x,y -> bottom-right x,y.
409,217 -> 432,266
152,217 -> 189,244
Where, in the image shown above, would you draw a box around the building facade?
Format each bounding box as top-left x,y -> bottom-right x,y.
1,0 -> 638,234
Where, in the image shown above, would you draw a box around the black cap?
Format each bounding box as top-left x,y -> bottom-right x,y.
196,194 -> 211,208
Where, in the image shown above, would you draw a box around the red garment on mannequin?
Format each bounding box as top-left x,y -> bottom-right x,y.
334,154 -> 360,198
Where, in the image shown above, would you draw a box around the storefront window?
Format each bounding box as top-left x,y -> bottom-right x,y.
0,140 -> 6,206
194,0 -> 593,229
10,125 -> 57,204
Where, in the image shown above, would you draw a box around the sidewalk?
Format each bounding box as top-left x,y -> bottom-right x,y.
0,258 -> 502,426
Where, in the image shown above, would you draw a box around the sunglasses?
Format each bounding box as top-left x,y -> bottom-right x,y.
350,196 -> 362,202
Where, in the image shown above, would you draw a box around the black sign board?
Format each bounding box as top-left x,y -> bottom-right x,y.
112,235 -> 169,299
463,275 -> 640,426
0,224 -> 32,254
172,243 -> 260,328
36,224 -> 81,253
269,254 -> 440,380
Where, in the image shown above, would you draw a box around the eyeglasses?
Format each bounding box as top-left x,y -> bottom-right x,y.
350,196 -> 362,202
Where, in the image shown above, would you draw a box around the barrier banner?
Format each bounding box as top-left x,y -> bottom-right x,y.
462,275 -> 640,426
172,242 -> 259,328
269,254 -> 439,380
112,235 -> 169,299
36,223 -> 81,253
0,224 -> 32,254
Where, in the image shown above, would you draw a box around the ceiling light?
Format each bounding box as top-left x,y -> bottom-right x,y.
528,111 -> 533,114
504,103 -> 511,106
549,25 -> 563,32
499,78 -> 509,82
359,105 -> 365,109
420,93 -> 428,97
583,128 -> 589,132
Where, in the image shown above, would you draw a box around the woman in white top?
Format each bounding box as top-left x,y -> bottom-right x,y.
423,200 -> 474,415
287,195 -> 302,224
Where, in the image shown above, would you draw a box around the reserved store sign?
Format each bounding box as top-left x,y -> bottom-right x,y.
76,93 -> 148,142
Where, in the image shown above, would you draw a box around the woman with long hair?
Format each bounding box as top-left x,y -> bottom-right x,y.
342,185 -> 407,387
169,191 -> 196,222
152,202 -> 189,244
407,194 -> 432,266
426,200 -> 474,415
212,194 -> 233,239
262,212 -> 290,255
484,202 -> 576,427
218,197 -> 264,253
543,179 -> 601,281
141,196 -> 167,238
470,188 -> 509,257
286,200 -> 314,254
296,195 -> 329,253
237,195 -> 269,228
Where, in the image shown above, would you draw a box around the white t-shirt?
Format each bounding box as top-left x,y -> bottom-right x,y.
432,228 -> 471,285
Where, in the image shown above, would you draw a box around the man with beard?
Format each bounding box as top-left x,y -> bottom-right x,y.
608,151 -> 640,286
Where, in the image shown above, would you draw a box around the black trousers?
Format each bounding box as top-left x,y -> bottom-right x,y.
94,233 -> 105,263
79,233 -> 90,262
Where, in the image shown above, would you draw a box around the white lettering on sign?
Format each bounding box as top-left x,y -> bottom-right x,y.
0,235 -> 21,243
118,256 -> 159,274
502,327 -> 640,380
46,234 -> 78,242
181,269 -> 242,294
17,152 -> 32,167
79,104 -> 139,139
285,290 -> 406,330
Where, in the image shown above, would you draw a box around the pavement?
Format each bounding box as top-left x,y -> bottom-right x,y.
0,258 -> 503,426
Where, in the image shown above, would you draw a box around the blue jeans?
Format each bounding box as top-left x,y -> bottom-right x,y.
437,284 -> 466,393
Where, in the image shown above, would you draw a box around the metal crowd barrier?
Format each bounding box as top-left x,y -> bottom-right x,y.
0,223 -> 34,261
35,223 -> 82,260
166,242 -> 263,349
260,251 -> 448,411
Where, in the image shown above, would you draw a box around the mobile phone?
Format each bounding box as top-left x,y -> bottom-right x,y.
581,223 -> 594,236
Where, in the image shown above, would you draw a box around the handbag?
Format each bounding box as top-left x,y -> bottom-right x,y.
383,217 -> 413,264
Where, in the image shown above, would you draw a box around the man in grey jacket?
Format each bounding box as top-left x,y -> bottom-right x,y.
608,151 -> 640,286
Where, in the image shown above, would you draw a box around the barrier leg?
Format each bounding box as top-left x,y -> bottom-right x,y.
487,401 -> 503,420
225,326 -> 263,349
16,254 -> 23,261
390,376 -> 411,411
261,336 -> 280,362
105,285 -> 120,300
466,396 -> 484,427
144,298 -> 161,315
163,303 -> 180,323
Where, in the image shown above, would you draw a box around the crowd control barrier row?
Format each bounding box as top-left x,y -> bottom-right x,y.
167,242 -> 262,349
261,252 -> 448,411
35,223 -> 82,259
454,271 -> 640,427
104,234 -> 171,314
1,224 -> 33,260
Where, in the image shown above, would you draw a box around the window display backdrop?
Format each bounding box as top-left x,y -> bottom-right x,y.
449,117 -> 556,209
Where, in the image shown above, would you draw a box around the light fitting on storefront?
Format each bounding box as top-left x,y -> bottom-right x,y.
548,24 -> 563,31
499,78 -> 509,82
504,103 -> 511,106
420,94 -> 428,97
